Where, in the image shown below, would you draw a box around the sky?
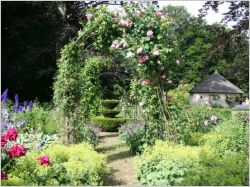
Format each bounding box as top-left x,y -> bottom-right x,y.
108,1 -> 235,28
158,1 -> 233,26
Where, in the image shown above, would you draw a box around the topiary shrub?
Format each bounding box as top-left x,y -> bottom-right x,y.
102,109 -> 120,118
2,143 -> 109,186
101,99 -> 120,109
91,116 -> 128,132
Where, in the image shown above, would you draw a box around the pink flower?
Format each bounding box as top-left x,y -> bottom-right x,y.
138,55 -> 149,63
1,134 -> 8,147
137,47 -> 143,54
86,13 -> 94,20
122,41 -> 128,48
38,155 -> 50,166
7,144 -> 27,160
161,74 -> 166,79
156,11 -> 163,17
147,30 -> 153,37
166,95 -> 173,102
176,59 -> 180,65
111,40 -> 120,49
118,19 -> 132,27
6,128 -> 18,141
167,80 -> 173,84
141,79 -> 150,86
153,50 -> 160,56
1,171 -> 8,180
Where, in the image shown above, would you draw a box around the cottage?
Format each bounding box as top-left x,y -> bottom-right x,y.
189,70 -> 244,108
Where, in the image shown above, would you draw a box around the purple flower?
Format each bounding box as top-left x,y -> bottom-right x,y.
1,89 -> 8,104
23,101 -> 27,109
1,108 -> 9,119
13,105 -> 19,113
15,94 -> 19,106
28,101 -> 33,111
17,120 -> 26,128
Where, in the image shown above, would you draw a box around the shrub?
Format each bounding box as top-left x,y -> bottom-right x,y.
102,109 -> 120,118
137,140 -> 201,186
170,105 -> 232,145
91,116 -> 128,132
119,120 -> 147,154
2,143 -> 109,186
101,99 -> 120,109
137,118 -> 249,186
17,104 -> 58,135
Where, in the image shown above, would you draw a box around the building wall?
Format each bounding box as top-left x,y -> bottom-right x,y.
189,93 -> 239,108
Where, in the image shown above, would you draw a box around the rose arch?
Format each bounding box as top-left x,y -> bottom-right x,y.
53,4 -> 181,144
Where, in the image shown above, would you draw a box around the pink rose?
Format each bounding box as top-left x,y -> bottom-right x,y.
86,13 -> 94,20
156,11 -> 163,17
141,79 -> 150,86
1,171 -> 8,180
137,47 -> 143,54
166,95 -> 173,102
167,80 -> 173,84
161,74 -> 166,79
1,134 -> 8,147
111,40 -> 120,49
147,30 -> 153,37
38,155 -> 50,166
176,59 -> 180,65
6,128 -> 18,141
7,144 -> 27,160
138,55 -> 149,63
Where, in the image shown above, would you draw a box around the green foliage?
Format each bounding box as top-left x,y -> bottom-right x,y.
2,143 -> 109,186
168,83 -> 193,106
199,119 -> 249,154
169,105 -> 232,145
91,116 -> 128,132
101,99 -> 120,109
137,140 -> 201,186
102,109 -> 120,118
137,118 -> 249,186
17,104 -> 58,135
119,120 -> 150,154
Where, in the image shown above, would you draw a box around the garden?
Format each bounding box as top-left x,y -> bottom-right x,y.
1,2 -> 249,186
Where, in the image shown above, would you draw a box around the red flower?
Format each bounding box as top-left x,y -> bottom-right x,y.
1,134 -> 8,147
6,128 -> 18,141
7,144 -> 26,160
1,171 -> 8,180
38,155 -> 50,166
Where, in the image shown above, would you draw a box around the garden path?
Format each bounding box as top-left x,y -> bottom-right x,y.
97,132 -> 141,186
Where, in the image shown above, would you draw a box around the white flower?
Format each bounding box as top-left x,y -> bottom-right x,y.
153,50 -> 160,56
204,120 -> 209,126
210,115 -> 218,123
126,51 -> 134,58
157,60 -> 161,65
139,102 -> 144,107
137,47 -> 143,54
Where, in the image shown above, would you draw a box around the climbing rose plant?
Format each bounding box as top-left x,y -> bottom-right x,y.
82,4 -> 181,141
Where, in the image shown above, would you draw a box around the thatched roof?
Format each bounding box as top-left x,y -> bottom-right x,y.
190,71 -> 244,94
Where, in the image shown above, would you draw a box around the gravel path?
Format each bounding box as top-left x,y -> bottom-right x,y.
97,132 -> 141,186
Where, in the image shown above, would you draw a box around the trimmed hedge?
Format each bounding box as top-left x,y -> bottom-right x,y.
2,143 -> 109,186
91,116 -> 128,132
101,99 -> 120,109
102,109 -> 120,118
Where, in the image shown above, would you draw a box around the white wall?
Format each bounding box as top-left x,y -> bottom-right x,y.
189,93 -> 238,108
